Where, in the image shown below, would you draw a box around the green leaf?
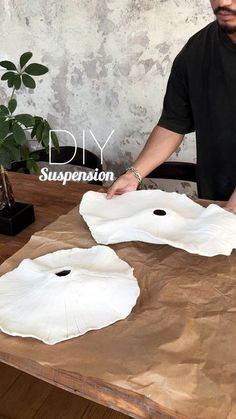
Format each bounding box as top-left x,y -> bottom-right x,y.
20,52 -> 32,69
13,122 -> 26,144
35,120 -> 44,142
22,73 -> 36,89
0,105 -> 9,117
30,152 -> 40,161
0,60 -> 17,71
15,113 -> 34,127
50,130 -> 60,152
0,148 -> 11,168
6,144 -> 21,162
4,133 -> 14,142
31,116 -> 43,139
8,98 -> 17,114
21,145 -> 30,160
7,77 -> 14,88
1,71 -> 16,81
3,134 -> 21,161
0,120 -> 9,140
42,123 -> 49,147
26,158 -> 39,173
31,122 -> 39,139
13,74 -> 21,90
34,116 -> 44,122
8,118 -> 14,131
24,63 -> 48,76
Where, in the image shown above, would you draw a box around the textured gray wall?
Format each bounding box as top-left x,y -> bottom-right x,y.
1,0 -> 213,194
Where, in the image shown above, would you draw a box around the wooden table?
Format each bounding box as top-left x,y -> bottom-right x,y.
1,173 -> 233,419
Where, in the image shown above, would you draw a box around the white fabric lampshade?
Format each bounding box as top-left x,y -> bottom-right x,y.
0,246 -> 140,345
79,190 -> 236,257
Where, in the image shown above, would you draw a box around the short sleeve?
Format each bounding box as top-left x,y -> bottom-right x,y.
157,49 -> 195,134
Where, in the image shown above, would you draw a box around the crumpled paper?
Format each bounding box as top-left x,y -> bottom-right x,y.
0,200 -> 236,419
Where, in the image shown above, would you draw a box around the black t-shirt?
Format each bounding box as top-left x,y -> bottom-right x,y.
158,20 -> 236,200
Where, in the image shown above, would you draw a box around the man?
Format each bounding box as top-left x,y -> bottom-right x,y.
107,0 -> 236,214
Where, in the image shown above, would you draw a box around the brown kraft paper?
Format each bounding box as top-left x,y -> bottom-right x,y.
0,198 -> 236,419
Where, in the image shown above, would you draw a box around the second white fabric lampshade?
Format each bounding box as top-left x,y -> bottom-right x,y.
79,190 -> 236,257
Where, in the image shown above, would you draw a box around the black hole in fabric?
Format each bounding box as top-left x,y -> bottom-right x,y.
153,209 -> 166,216
56,270 -> 71,277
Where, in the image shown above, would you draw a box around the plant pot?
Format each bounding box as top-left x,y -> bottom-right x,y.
9,160 -> 30,174
0,202 -> 35,236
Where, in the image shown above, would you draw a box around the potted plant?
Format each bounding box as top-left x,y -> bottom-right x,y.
0,51 -> 59,171
0,52 -> 59,235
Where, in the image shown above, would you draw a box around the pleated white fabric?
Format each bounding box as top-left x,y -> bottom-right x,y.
0,246 -> 140,345
80,190 -> 236,257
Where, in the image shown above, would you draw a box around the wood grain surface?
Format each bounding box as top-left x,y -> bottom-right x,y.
0,362 -> 129,419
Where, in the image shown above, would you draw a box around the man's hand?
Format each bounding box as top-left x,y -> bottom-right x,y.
223,188 -> 236,215
106,172 -> 139,199
106,126 -> 184,199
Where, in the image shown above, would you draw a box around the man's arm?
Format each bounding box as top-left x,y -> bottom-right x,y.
106,44 -> 193,199
223,188 -> 236,215
106,125 -> 184,199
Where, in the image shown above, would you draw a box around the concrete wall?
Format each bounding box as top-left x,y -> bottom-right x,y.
1,0 -> 213,195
